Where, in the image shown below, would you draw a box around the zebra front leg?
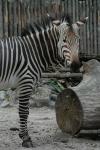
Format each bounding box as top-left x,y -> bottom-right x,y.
17,80 -> 34,148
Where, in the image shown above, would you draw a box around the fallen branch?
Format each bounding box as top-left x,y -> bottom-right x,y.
41,72 -> 83,78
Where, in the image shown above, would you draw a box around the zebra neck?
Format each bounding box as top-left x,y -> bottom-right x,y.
25,27 -> 59,72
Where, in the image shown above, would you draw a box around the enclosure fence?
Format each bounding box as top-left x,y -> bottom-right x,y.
0,0 -> 99,58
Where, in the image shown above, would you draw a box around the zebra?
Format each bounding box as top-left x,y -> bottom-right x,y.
0,15 -> 88,147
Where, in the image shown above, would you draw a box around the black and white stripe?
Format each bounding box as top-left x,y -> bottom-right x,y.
0,15 -> 88,147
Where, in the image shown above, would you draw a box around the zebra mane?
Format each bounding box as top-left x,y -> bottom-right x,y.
21,14 -> 73,37
21,16 -> 52,37
61,13 -> 73,31
61,14 -> 72,24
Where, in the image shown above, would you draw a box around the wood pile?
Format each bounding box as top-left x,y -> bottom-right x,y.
55,59 -> 100,135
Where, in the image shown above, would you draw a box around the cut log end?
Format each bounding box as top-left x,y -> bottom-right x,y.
55,88 -> 83,135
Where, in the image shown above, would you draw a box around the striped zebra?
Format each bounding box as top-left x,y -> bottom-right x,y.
0,15 -> 88,147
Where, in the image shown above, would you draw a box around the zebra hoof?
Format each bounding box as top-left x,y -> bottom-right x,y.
22,137 -> 33,148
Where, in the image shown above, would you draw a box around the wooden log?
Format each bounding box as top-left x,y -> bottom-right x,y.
55,59 -> 100,135
41,72 -> 83,78
55,88 -> 83,135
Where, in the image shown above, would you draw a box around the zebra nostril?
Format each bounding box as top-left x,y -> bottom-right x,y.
63,39 -> 66,42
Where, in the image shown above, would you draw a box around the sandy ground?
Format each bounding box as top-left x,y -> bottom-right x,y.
0,107 -> 100,150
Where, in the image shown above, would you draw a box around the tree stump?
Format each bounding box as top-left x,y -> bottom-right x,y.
55,60 -> 100,135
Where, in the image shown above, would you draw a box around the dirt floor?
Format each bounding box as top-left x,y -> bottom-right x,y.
0,107 -> 100,150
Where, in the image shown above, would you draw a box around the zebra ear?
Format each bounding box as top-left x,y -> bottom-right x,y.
52,20 -> 61,26
76,17 -> 88,27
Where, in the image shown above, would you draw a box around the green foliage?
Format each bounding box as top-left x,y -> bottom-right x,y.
48,79 -> 65,93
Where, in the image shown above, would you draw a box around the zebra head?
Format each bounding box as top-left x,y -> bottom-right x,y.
53,15 -> 88,72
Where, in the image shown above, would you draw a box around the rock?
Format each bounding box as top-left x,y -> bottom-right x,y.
30,85 -> 51,107
0,91 -> 6,106
0,100 -> 10,108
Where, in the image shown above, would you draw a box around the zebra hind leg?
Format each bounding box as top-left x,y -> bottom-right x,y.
17,78 -> 34,148
21,136 -> 33,148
